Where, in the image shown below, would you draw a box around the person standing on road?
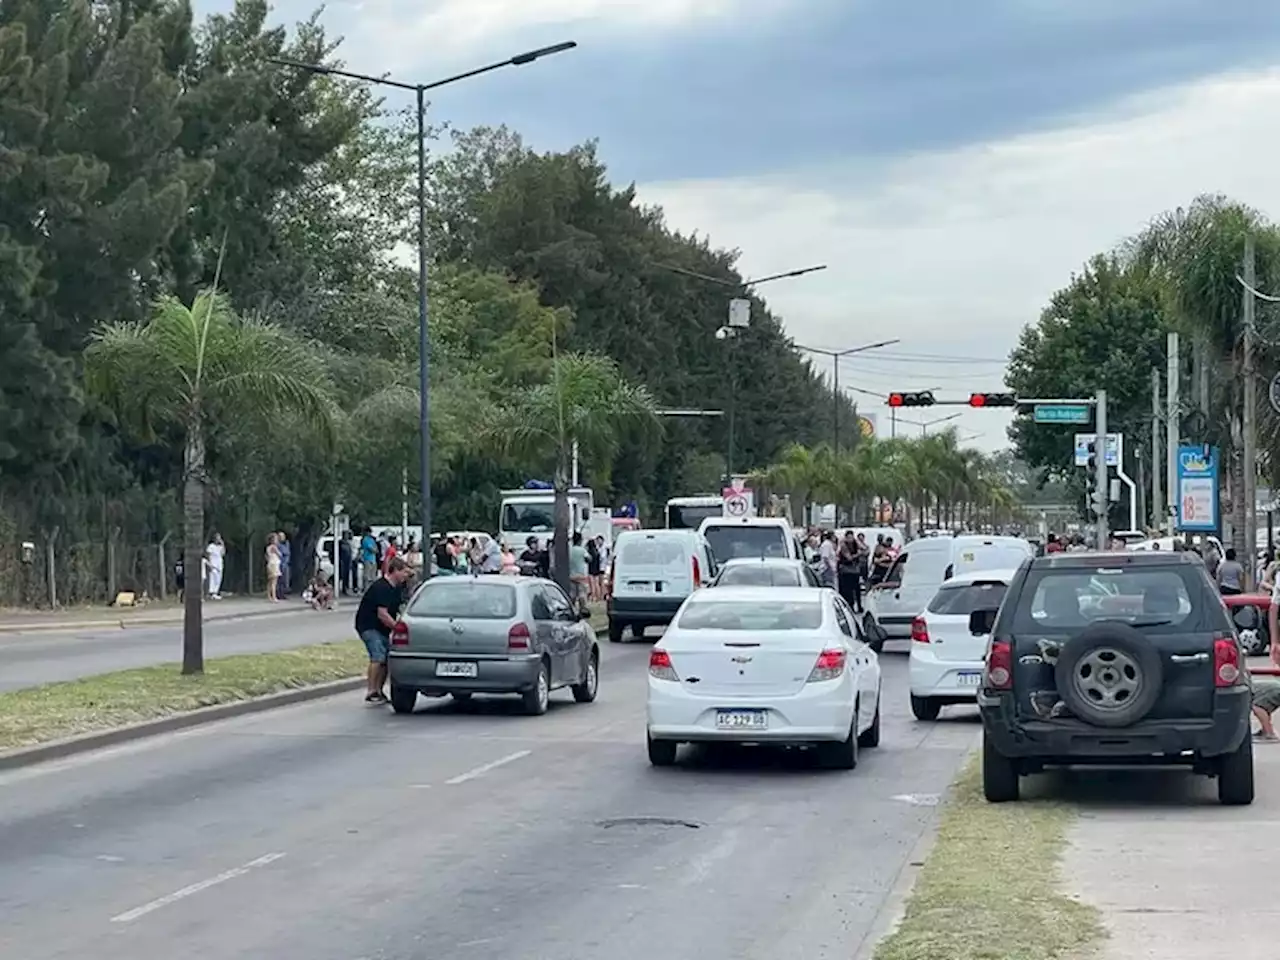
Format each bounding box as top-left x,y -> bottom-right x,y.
836,530 -> 862,612
818,530 -> 838,588
277,532 -> 292,598
381,535 -> 399,577
338,532 -> 353,596
569,532 -> 591,610
354,556 -> 413,704
265,533 -> 282,603
358,527 -> 377,590
1217,548 -> 1245,595
479,535 -> 502,574
205,532 -> 225,600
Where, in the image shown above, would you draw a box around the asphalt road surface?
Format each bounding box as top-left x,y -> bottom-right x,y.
0,645 -> 978,960
0,609 -> 339,692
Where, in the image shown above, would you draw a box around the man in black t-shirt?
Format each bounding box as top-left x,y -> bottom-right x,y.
355,557 -> 413,703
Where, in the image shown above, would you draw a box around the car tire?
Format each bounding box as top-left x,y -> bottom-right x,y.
647,734 -> 678,766
571,650 -> 599,703
1217,733 -> 1255,805
389,684 -> 417,714
521,660 -> 551,716
858,691 -> 881,748
630,623 -> 646,640
910,694 -> 942,722
982,733 -> 1020,802
818,714 -> 859,770
608,619 -> 625,643
1055,623 -> 1163,727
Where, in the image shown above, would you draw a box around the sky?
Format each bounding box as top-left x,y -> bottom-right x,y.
221,0 -> 1280,455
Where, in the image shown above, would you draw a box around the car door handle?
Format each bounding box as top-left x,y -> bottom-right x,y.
1170,653 -> 1209,663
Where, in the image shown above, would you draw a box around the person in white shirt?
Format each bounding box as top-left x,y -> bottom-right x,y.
206,532 -> 225,600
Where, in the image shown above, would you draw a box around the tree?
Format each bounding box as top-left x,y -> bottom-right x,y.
484,352 -> 661,590
85,290 -> 335,673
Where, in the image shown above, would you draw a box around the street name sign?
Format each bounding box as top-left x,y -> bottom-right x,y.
1034,404 -> 1091,424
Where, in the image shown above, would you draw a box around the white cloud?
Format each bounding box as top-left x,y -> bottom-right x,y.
637,66 -> 1280,454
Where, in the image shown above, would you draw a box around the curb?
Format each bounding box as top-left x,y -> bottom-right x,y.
0,677 -> 364,772
0,605 -> 308,635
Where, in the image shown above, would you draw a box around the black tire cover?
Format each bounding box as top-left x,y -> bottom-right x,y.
1053,622 -> 1164,727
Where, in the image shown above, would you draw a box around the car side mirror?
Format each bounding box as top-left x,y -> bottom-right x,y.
969,608 -> 998,635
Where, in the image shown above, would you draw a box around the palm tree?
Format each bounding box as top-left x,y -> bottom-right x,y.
86,291 -> 336,674
485,351 -> 660,591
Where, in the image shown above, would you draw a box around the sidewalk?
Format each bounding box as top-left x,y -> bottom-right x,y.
1062,739 -> 1280,960
0,596 -> 307,634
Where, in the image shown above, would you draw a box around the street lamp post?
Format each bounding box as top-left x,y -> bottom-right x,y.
919,413 -> 962,435
269,42 -> 577,539
795,340 -> 900,452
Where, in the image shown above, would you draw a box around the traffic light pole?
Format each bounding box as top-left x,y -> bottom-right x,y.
1016,393 -> 1109,548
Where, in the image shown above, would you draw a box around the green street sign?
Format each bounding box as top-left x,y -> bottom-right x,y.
1033,404 -> 1091,424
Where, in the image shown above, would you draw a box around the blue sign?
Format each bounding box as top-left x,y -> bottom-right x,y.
1176,445 -> 1219,532
1034,404 -> 1091,424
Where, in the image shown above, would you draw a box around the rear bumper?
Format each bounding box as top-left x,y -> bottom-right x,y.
609,596 -> 685,626
978,686 -> 1252,761
388,651 -> 542,695
646,677 -> 855,743
874,614 -> 915,640
908,649 -> 983,700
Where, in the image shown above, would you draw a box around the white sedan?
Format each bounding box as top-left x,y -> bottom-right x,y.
907,568 -> 1016,721
646,587 -> 882,769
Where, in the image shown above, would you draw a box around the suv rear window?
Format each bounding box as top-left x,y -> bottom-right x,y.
408,581 -> 516,619
677,599 -> 820,630
703,525 -> 789,561
618,537 -> 688,568
928,580 -> 1008,615
1007,565 -> 1222,634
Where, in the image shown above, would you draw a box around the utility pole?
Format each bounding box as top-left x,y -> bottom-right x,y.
1096,389 -> 1109,549
1151,368 -> 1162,533
1166,331 -> 1179,536
1243,234 -> 1258,586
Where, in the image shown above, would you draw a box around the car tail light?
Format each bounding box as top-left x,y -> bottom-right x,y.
692,555 -> 701,588
508,622 -> 531,650
807,648 -> 847,682
391,621 -> 409,646
984,639 -> 1012,690
649,648 -> 678,681
911,617 -> 930,643
1213,634 -> 1241,687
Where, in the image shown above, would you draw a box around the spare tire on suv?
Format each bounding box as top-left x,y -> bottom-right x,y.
1054,622 -> 1164,727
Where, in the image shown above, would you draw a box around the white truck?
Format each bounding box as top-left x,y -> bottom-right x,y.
498,487 -> 612,551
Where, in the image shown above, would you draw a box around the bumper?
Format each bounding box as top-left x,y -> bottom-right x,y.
646,677 -> 855,743
609,596 -> 685,626
388,651 -> 542,695
978,686 -> 1252,761
909,649 -> 983,700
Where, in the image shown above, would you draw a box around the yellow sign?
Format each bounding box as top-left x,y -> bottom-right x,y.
857,415 -> 875,438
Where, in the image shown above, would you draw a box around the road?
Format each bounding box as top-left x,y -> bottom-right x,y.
0,609 -> 340,692
0,644 -> 976,960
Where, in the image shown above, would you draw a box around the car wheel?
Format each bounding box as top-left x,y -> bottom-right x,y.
521,660 -> 551,716
647,734 -> 678,766
572,650 -> 599,703
910,694 -> 942,722
630,623 -> 645,640
608,619 -> 625,643
1217,733 -> 1255,805
818,714 -> 859,770
389,684 -> 417,714
858,690 -> 881,748
982,732 -> 1020,802
1054,623 -> 1163,727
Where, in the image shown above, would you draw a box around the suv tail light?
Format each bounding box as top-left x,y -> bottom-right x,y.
1213,634 -> 1241,687
984,639 -> 1012,690
911,617 -> 930,643
649,648 -> 678,681
692,555 -> 701,588
807,648 -> 846,682
508,623 -> 531,650
391,620 -> 409,646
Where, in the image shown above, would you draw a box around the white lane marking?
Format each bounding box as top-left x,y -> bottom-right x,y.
444,750 -> 531,785
110,852 -> 285,923
892,793 -> 940,806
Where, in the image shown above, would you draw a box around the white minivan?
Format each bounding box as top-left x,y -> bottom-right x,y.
866,535 -> 1033,643
697,516 -> 802,563
607,529 -> 717,643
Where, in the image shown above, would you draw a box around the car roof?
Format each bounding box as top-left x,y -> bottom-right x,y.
698,516 -> 791,529
686,585 -> 827,602
939,567 -> 1022,585
1029,550 -> 1202,570
617,528 -> 697,540
720,556 -> 805,568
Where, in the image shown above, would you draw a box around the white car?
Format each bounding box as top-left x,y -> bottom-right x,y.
646,587 -> 882,769
908,568 -> 1017,721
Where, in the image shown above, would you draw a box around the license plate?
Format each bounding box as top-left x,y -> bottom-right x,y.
955,672 -> 982,686
626,582 -> 655,593
436,661 -> 477,678
715,709 -> 768,730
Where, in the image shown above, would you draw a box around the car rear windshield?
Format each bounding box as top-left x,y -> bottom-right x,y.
408,581 -> 517,619
717,565 -> 803,587
702,525 -> 789,561
677,599 -> 821,630
617,536 -> 688,568
927,580 -> 1008,615
1006,565 -> 1223,634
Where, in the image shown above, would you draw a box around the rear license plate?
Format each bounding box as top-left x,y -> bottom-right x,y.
716,709 -> 768,730
436,661 -> 477,678
626,582 -> 655,593
955,672 -> 982,686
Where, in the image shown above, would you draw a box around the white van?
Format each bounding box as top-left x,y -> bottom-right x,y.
607,529 -> 717,643
697,516 -> 801,563
866,535 -> 1034,642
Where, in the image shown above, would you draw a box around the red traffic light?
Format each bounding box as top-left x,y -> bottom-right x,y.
888,392 -> 905,407
969,392 -> 1017,408
969,393 -> 986,407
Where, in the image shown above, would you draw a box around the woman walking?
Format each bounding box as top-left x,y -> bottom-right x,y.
265,533 -> 282,603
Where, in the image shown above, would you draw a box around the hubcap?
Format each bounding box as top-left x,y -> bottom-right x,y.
1073,647 -> 1141,712
587,660 -> 598,694
538,668 -> 549,707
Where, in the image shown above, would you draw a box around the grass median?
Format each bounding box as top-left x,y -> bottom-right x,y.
874,760 -> 1104,960
0,641 -> 366,752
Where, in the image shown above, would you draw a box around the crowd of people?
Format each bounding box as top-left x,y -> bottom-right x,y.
798,529 -> 900,613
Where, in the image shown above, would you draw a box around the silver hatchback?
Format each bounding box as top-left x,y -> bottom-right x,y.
387,576 -> 600,715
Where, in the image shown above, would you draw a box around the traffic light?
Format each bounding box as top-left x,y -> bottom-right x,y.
1085,441 -> 1097,472
968,392 -> 1017,408
887,391 -> 935,408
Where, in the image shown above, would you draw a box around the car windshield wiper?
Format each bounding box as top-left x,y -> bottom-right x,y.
1128,618 -> 1173,627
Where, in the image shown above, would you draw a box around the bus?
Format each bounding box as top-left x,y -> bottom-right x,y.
665,495 -> 724,530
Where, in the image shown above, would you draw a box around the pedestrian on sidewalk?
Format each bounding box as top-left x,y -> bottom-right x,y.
265,533 -> 282,603
355,556 -> 413,704
277,532 -> 292,598
359,527 -> 377,590
338,531 -> 353,595
205,532 -> 225,600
